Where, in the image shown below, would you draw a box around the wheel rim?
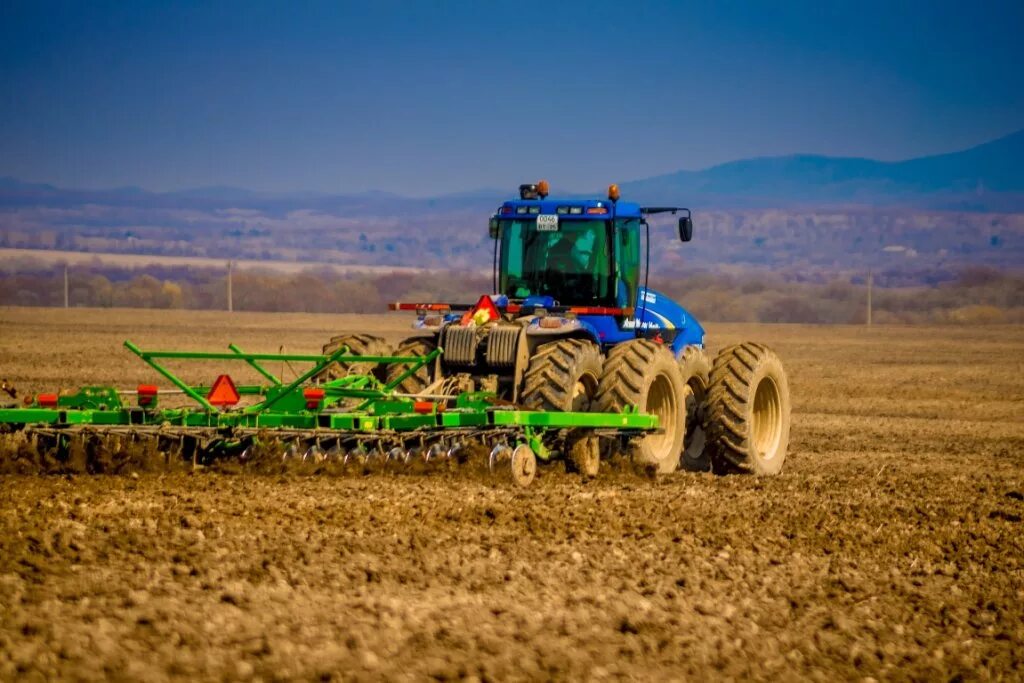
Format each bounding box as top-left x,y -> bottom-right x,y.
645,373 -> 678,462
752,376 -> 782,460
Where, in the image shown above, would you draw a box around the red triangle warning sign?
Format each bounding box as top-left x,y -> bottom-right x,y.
460,294 -> 501,326
207,374 -> 240,407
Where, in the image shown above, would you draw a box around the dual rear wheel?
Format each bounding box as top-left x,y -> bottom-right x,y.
567,338 -> 791,475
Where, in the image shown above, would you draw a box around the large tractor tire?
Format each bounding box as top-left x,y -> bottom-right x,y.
678,345 -> 713,472
316,333 -> 392,383
704,342 -> 790,475
595,339 -> 686,473
520,339 -> 602,412
385,336 -> 438,395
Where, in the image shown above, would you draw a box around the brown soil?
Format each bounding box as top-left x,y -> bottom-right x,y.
1,307 -> 1023,680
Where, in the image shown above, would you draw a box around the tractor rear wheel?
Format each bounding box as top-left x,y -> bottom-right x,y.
316,334 -> 392,383
704,342 -> 790,475
385,336 -> 438,395
595,339 -> 686,473
520,339 -> 602,412
678,345 -> 712,472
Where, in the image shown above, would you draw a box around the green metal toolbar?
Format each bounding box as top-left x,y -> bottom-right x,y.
0,340 -> 659,463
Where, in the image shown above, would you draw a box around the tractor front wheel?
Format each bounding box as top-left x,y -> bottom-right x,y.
703,342 -> 790,475
520,339 -> 602,412
316,334 -> 392,383
595,340 -> 686,473
385,336 -> 438,395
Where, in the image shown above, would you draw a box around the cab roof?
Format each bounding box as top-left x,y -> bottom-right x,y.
498,197 -> 643,220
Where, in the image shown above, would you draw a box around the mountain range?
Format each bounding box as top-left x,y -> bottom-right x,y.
1,128 -> 1023,212
620,128 -> 1024,211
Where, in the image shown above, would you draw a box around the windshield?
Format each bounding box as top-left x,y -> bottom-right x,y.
498,219 -> 613,304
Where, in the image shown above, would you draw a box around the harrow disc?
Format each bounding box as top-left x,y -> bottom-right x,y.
386,447 -> 410,464
303,443 -> 326,463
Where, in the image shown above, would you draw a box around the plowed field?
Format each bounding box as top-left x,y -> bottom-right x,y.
1,308 -> 1022,681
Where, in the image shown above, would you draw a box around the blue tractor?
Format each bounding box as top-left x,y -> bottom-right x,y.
324,181 -> 791,475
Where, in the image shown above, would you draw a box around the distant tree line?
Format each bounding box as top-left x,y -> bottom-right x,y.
3,204 -> 1021,274
0,262 -> 1021,325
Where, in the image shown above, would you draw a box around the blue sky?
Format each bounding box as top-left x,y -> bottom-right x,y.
1,0 -> 1022,195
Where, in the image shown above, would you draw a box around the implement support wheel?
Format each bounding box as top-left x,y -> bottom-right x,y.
704,342 -> 791,475
566,434 -> 600,479
489,444 -> 537,488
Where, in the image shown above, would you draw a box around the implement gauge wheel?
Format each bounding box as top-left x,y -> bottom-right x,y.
704,342 -> 791,475
316,334 -> 392,383
521,339 -> 603,412
385,336 -> 438,395
595,339 -> 686,473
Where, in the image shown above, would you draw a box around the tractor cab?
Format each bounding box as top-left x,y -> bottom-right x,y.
489,182 -> 692,312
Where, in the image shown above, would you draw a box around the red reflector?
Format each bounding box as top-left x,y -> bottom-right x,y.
137,384 -> 158,407
38,393 -> 59,408
500,206 -> 513,214
303,387 -> 325,410
207,374 -> 240,407
413,401 -> 435,414
586,207 -> 608,214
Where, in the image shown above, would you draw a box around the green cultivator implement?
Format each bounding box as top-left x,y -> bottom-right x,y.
0,341 -> 661,486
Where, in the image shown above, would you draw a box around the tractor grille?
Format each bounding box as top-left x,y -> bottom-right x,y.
486,325 -> 521,368
442,325 -> 478,366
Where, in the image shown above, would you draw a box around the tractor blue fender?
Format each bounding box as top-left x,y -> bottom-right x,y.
523,316 -> 602,346
579,287 -> 705,357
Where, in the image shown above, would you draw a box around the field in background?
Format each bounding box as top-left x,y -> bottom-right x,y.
2,256 -> 1023,324
0,247 -> 425,275
0,308 -> 1022,679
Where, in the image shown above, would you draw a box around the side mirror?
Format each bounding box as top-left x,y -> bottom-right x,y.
488,217 -> 500,239
678,216 -> 693,242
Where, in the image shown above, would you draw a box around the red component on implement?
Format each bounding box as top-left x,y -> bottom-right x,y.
37,393 -> 59,408
303,387 -> 325,410
137,384 -> 159,407
207,375 -> 240,407
413,401 -> 436,414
